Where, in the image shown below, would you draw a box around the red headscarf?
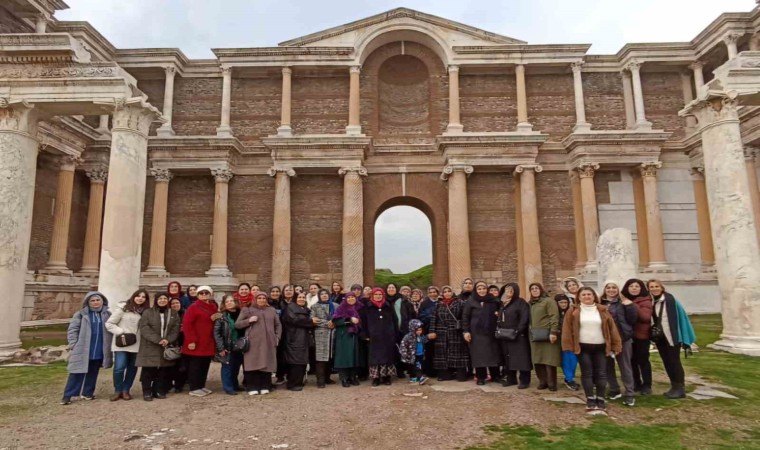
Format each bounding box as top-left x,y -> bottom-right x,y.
167,281 -> 182,300
370,288 -> 386,309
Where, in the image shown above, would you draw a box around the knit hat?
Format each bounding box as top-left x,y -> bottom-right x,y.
196,285 -> 213,295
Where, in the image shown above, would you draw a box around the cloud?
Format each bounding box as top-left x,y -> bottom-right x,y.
375,206 -> 432,274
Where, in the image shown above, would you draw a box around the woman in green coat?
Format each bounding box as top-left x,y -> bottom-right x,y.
528,283 -> 561,391
332,292 -> 364,387
136,293 -> 180,401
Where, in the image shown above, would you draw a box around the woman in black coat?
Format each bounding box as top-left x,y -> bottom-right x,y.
462,281 -> 502,385
496,283 -> 532,389
360,288 -> 399,386
281,292 -> 313,391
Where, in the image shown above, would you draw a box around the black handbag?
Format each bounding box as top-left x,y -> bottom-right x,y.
233,335 -> 250,353
530,328 -> 551,342
114,333 -> 137,348
495,328 -> 518,341
163,346 -> 181,361
650,301 -> 666,342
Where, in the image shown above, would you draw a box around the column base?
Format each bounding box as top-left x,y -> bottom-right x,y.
641,262 -> 672,273
634,120 -> 653,131
444,123 -> 464,135
156,125 -> 176,137
38,266 -> 73,276
0,343 -> 23,359
709,335 -> 760,357
582,260 -> 598,274
216,126 -> 234,138
75,268 -> 100,277
345,125 -> 364,136
142,268 -> 171,278
573,122 -> 592,133
205,266 -> 232,277
277,125 -> 293,137
516,122 -> 534,133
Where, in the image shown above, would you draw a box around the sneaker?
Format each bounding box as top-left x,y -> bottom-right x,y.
201,388 -> 212,394
564,380 -> 580,391
189,389 -> 208,397
60,397 -> 71,405
418,376 -> 428,385
409,377 -> 419,384
586,397 -> 597,411
81,395 -> 95,400
607,391 -> 622,400
597,398 -> 607,411
248,390 -> 260,396
260,389 -> 270,395
640,386 -> 653,396
623,396 -> 636,407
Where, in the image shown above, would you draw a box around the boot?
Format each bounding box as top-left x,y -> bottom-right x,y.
664,383 -> 686,399
350,374 -> 360,386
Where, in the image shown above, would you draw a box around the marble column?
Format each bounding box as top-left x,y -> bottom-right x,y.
206,168 -> 233,277
278,67 -> 293,137
0,102 -> 39,351
620,71 -> 636,129
98,100 -> 161,312
571,61 -> 591,132
442,165 -> 473,284
680,71 -> 697,132
639,162 -> 669,271
515,64 -> 533,132
631,171 -> 650,269
446,65 -> 463,134
35,13 -> 48,34
626,60 -> 652,131
156,66 -> 176,137
515,165 -> 543,284
269,167 -> 295,285
42,155 -> 81,274
514,174 -> 526,289
577,163 -> 600,272
690,62 -> 705,91
724,33 -> 741,60
78,168 -> 108,275
216,66 -> 233,137
569,170 -> 588,271
690,167 -> 715,271
340,167 -> 367,288
144,168 -> 173,277
346,66 -> 363,136
745,147 -> 760,245
688,97 -> 760,356
96,114 -> 110,136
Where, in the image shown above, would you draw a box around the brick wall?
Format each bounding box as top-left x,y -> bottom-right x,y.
292,74 -> 349,135
594,170 -> 622,205
642,72 -> 685,139
228,175 -> 275,284
0,5 -> 33,33
536,171 -> 577,292
584,72 -> 627,130
230,77 -> 280,145
526,73 -> 575,140
163,176 -> 215,275
461,73 -> 517,132
172,78 -> 221,136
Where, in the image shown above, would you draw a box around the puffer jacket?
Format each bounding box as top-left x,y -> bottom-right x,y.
66,292 -> 113,373
399,319 -> 428,364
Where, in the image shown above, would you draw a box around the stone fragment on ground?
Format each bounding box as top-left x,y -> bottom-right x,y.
543,396 -> 586,405
688,387 -> 739,400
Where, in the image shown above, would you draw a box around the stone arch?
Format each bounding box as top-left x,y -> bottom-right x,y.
356,26 -> 452,68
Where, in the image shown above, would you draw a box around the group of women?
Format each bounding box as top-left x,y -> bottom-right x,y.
60,277 -> 696,413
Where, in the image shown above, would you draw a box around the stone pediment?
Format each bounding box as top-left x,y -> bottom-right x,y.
279,8 -> 525,49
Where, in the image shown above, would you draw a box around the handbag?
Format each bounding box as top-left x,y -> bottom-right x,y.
530,328 -> 551,342
233,335 -> 250,353
445,304 -> 462,331
163,346 -> 181,361
114,333 -> 137,348
650,300 -> 665,342
495,328 -> 518,341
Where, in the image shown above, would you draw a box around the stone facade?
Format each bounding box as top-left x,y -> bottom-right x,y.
3,2 -> 760,355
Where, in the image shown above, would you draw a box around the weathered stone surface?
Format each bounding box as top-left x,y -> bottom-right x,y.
597,228 -> 637,291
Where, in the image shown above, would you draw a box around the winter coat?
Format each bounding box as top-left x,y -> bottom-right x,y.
399,320 -> 428,364
67,292 -> 113,373
601,297 -> 638,341
359,302 -> 399,366
333,316 -> 364,370
213,311 -> 239,353
497,298 -> 532,372
311,301 -> 337,362
418,298 -> 436,329
105,304 -> 142,353
236,305 -> 281,373
561,304 -> 623,356
136,308 -> 180,368
398,299 -> 420,339
181,300 -> 218,357
529,296 -> 561,367
282,302 -> 313,365
429,300 -> 469,369
462,297 -> 501,368
653,293 -> 696,347
632,296 -> 653,340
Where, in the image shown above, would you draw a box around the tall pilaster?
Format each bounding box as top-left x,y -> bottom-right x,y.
515,64 -> 532,132
577,163 -> 600,272
340,167 -> 367,288
269,167 -> 296,285
78,168 -> 107,275
569,170 -> 587,271
724,33 -> 741,60
688,97 -> 760,356
346,66 -> 363,136
446,65 -> 463,134
690,167 -> 715,271
278,67 -> 293,137
690,62 -> 705,91
143,168 -> 173,277
156,66 -> 176,137
632,170 -> 650,269
626,60 -> 652,131
216,66 -> 233,137
680,71 -> 697,133
571,61 -> 591,132
745,147 -> 760,245
206,168 -> 233,277
515,164 -> 543,284
442,165 -> 473,284
42,155 -> 82,274
620,71 -> 636,129
639,162 -> 669,271
0,102 -> 39,351
98,100 -> 162,312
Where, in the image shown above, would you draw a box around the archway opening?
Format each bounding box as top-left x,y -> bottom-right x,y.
374,205 -> 433,289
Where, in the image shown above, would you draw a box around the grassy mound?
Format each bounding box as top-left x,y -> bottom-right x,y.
374,264 -> 433,289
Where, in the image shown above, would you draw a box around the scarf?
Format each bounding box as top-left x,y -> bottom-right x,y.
234,292 -> 254,308
440,286 -> 455,306
370,288 -> 386,309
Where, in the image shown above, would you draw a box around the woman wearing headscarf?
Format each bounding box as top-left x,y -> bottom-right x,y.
180,285 -> 197,311
167,281 -> 183,307
136,292 -> 181,401
333,292 -> 364,387
360,288 -> 400,386
428,285 -> 469,382
462,281 -> 502,385
167,298 -> 187,392
282,291 -> 313,391
600,280 -> 638,406
311,288 -> 337,388
269,286 -> 282,312
529,282 -> 561,391
496,283 -> 532,389
459,278 -> 474,302
623,278 -> 653,395
420,286 -> 439,377
106,289 -> 149,401
385,282 -> 407,378
236,291 -> 282,395
181,285 -> 218,397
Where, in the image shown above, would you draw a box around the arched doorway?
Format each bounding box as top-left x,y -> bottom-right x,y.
374,206 -> 432,288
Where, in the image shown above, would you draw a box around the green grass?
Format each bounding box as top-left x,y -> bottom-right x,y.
374,264 -> 433,289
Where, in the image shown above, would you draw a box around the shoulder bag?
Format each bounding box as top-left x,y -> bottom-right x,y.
494,308 -> 518,340
114,333 -> 137,348
529,328 -> 551,342
445,303 -> 462,331
161,312 -> 182,361
233,316 -> 251,353
650,300 -> 665,342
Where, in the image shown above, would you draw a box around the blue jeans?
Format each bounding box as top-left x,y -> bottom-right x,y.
63,359 -> 102,398
113,351 -> 138,393
220,351 -> 243,393
561,350 -> 578,382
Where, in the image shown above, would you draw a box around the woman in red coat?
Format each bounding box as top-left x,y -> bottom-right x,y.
181,285 -> 219,397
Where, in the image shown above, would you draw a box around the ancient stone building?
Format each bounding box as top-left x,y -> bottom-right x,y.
1,1 -> 760,355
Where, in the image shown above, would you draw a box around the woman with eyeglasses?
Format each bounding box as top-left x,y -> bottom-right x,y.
181,285 -> 218,397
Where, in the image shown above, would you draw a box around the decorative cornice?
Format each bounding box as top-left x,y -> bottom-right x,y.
0,33 -> 91,64
212,47 -> 354,59
150,167 -> 173,182
338,167 -> 368,177
440,164 -> 473,180
211,167 -> 234,182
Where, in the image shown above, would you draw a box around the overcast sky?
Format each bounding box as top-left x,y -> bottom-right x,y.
56,0 -> 754,273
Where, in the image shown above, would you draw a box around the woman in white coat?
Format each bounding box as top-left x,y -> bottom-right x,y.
105,289 -> 150,401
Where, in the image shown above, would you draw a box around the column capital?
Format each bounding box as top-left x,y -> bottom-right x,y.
211,167 -> 234,183
338,166 -> 367,177
514,164 -> 543,175
447,65 -> 460,74
86,167 -> 108,184
150,167 -> 173,183
441,164 -> 473,180
220,65 -> 232,76
267,167 -> 296,178
349,65 -> 361,74
625,59 -> 641,72
163,66 -> 177,77
689,166 -> 705,180
576,162 -> 599,178
56,155 -> 84,171
689,61 -> 704,71
723,32 -> 742,45
639,161 -> 662,177
0,99 -> 38,135
687,97 -> 740,127
282,66 -> 293,75
571,60 -> 584,73
744,146 -> 759,161
112,99 -> 163,137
